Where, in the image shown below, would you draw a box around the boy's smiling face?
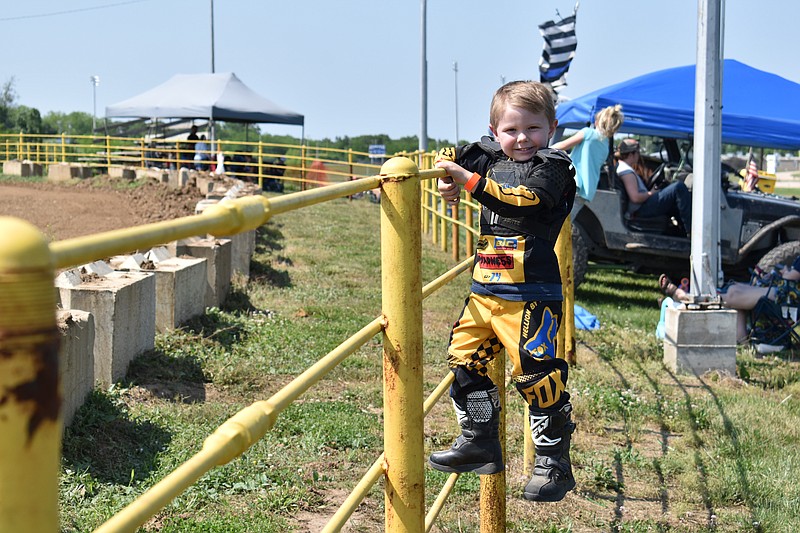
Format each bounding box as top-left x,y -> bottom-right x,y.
490,105 -> 557,162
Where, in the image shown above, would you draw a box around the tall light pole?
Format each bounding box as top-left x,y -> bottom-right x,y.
453,61 -> 459,145
210,0 -> 215,73
419,0 -> 428,152
90,75 -> 100,133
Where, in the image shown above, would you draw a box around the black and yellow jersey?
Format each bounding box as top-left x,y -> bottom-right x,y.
443,137 -> 576,301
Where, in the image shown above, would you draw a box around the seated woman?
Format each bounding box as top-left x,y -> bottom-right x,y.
616,139 -> 692,237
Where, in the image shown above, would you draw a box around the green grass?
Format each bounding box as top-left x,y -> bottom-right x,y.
58,195 -> 800,532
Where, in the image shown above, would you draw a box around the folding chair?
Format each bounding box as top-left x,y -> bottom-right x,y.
748,279 -> 800,348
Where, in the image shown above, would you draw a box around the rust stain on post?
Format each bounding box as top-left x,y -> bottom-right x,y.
0,333 -> 61,443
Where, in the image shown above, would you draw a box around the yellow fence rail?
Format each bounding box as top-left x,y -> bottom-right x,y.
0,149 -> 575,532
0,132 -> 384,190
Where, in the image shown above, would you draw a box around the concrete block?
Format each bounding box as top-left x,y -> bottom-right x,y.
3,160 -> 30,176
146,246 -> 173,263
56,270 -> 156,387
168,168 -> 189,188
225,229 -> 256,278
47,163 -> 82,181
170,237 -> 232,308
108,166 -> 136,180
136,168 -> 169,182
663,307 -> 738,376
57,309 -> 95,429
82,260 -> 114,277
195,175 -> 219,195
151,256 -> 207,331
195,198 -> 219,214
108,253 -> 149,271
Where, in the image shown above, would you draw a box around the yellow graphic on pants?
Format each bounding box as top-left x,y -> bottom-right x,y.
518,367 -> 566,409
473,235 -> 526,284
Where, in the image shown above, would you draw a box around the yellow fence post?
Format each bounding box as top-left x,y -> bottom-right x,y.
439,196 -> 447,252
465,192 -> 475,257
555,218 -> 575,364
526,217 -> 575,474
480,352 -> 506,533
451,203 -> 460,261
301,145 -> 308,190
379,157 -> 424,533
0,217 -> 61,532
257,141 -> 264,189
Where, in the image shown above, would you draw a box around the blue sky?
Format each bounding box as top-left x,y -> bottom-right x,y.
2,0 -> 798,143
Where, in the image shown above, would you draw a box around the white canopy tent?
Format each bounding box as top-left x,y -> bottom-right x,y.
106,72 -> 304,141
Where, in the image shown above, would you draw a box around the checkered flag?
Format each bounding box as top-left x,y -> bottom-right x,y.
538,3 -> 579,93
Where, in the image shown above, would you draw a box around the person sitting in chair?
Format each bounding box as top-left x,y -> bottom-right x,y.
660,257 -> 800,344
616,139 -> 692,237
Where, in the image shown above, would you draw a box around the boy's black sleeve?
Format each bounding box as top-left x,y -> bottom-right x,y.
520,149 -> 576,208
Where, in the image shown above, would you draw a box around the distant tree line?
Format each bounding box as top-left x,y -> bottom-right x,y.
0,77 -> 95,136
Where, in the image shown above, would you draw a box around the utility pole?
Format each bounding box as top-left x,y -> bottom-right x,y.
453,61 -> 459,145
691,0 -> 723,299
90,75 -> 100,133
210,0 -> 216,73
419,0 -> 428,152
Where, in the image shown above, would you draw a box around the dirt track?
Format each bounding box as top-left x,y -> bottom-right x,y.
0,179 -> 206,242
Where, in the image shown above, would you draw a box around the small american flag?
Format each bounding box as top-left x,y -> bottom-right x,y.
743,150 -> 759,192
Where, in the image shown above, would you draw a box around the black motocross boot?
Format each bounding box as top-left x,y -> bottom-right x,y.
523,402 -> 576,502
428,387 -> 504,475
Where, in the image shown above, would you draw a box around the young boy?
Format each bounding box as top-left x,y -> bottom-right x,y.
428,80 -> 577,502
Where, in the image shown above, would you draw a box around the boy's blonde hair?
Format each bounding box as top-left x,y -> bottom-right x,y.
594,104 -> 624,138
489,81 -> 557,128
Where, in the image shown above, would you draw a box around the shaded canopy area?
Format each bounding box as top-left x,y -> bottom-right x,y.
556,59 -> 800,150
105,72 -> 304,126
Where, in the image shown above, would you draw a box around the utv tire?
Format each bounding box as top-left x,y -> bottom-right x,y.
757,241 -> 800,273
572,223 -> 589,289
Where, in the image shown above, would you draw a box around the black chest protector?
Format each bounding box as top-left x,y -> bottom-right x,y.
483,151 -> 575,242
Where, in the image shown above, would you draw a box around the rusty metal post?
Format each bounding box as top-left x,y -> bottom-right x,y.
480,351 -> 506,532
379,157 -> 425,533
0,217 -> 61,532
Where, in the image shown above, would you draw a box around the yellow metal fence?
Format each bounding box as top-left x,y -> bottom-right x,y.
0,150 -> 574,532
0,132 -> 384,189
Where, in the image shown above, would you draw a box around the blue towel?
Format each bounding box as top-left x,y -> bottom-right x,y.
574,304 -> 600,330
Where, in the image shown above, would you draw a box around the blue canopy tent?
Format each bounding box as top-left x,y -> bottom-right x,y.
556,59 -> 800,150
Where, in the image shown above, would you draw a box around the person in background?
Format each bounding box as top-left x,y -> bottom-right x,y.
551,104 -> 624,219
181,125 -> 200,169
429,80 -> 577,502
194,135 -> 210,170
659,257 -> 800,343
616,138 -> 692,237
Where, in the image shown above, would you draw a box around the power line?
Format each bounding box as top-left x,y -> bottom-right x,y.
0,0 -> 153,22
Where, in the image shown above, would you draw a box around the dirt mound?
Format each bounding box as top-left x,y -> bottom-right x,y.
0,176 -> 207,242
